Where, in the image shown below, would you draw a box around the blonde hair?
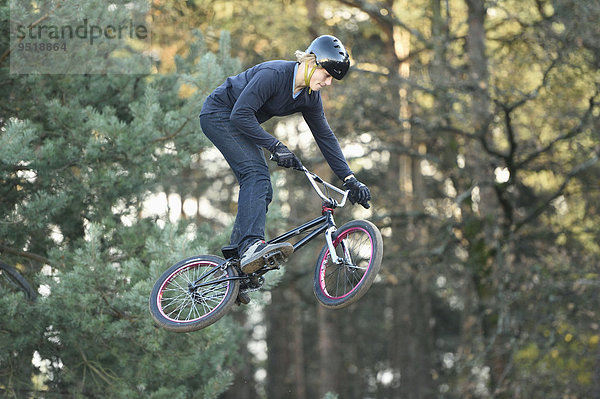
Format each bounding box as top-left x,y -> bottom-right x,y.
295,50 -> 318,66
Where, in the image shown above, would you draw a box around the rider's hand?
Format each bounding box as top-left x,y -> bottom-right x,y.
270,141 -> 303,170
343,176 -> 371,209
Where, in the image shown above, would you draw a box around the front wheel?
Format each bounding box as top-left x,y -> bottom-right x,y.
313,220 -> 383,309
149,255 -> 239,332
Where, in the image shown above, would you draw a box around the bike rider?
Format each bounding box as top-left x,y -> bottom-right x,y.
199,35 -> 371,274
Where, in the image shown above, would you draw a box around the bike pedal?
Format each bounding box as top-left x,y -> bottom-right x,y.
262,250 -> 280,259
265,261 -> 280,269
236,292 -> 251,306
263,252 -> 285,269
263,251 -> 289,262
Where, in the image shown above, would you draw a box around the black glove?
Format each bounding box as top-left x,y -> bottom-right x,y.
270,142 -> 303,170
343,177 -> 371,209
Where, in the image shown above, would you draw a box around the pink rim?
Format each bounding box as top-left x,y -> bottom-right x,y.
318,227 -> 373,300
157,260 -> 230,323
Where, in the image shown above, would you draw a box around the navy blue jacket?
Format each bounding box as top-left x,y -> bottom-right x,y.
200,60 -> 353,180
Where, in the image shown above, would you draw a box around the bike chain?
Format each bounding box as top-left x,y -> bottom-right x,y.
236,253 -> 286,295
240,275 -> 265,293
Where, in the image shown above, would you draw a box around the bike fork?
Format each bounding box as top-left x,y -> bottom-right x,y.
325,226 -> 344,264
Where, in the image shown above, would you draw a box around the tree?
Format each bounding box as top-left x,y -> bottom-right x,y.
3,0 -> 599,397
331,0 -> 600,397
0,0 -> 245,394
270,0 -> 600,397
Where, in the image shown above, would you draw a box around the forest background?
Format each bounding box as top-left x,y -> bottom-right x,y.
1,0 -> 599,398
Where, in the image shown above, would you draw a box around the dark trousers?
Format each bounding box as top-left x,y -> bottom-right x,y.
199,112 -> 273,254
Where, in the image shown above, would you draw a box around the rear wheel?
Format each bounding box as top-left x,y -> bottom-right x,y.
313,220 -> 383,309
149,255 -> 239,332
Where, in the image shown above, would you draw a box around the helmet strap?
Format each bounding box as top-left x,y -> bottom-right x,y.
304,63 -> 317,94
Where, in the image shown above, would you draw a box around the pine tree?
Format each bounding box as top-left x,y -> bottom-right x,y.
1,0 -> 244,395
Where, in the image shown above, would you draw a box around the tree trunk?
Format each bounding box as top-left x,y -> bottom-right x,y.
266,288 -> 293,398
317,304 -> 341,397
290,287 -> 307,399
460,1 -> 498,397
305,0 -> 320,38
389,1 -> 434,397
465,0 -> 490,133
221,311 -> 256,399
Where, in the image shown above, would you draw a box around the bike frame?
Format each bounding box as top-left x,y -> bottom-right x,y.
268,168 -> 348,263
191,168 -> 350,289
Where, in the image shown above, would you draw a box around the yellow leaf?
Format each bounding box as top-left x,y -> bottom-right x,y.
564,333 -> 573,343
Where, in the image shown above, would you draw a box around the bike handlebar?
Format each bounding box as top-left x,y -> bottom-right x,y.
298,166 -> 349,208
269,154 -> 368,208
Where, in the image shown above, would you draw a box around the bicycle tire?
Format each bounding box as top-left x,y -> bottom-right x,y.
149,255 -> 239,332
0,261 -> 37,302
313,220 -> 383,309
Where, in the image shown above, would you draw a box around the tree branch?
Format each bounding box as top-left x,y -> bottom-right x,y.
515,149 -> 600,232
152,117 -> 192,144
337,0 -> 430,44
0,3 -> 61,67
516,92 -> 599,170
0,244 -> 56,267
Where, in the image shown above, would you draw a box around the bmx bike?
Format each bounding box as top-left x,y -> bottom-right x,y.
149,167 -> 383,332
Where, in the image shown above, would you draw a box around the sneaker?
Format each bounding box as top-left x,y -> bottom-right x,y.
240,240 -> 294,274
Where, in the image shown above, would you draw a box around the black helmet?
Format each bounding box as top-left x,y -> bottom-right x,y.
306,35 -> 350,80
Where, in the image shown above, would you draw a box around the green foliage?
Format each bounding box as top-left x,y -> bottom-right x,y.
0,0 -> 245,394
26,222 -> 238,398
2,0 -> 599,397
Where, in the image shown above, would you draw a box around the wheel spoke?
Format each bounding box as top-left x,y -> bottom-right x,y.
165,295 -> 191,319
322,228 -> 373,298
314,222 -> 382,309
158,262 -> 231,322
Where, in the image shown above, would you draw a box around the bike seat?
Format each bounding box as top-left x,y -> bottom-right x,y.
221,245 -> 240,260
